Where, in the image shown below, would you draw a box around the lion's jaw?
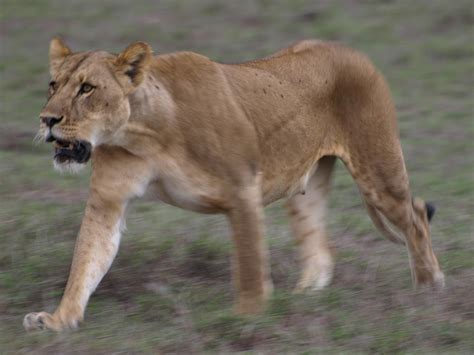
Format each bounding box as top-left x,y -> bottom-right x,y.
35,122 -> 93,173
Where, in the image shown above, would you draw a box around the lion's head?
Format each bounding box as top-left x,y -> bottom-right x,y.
37,38 -> 152,173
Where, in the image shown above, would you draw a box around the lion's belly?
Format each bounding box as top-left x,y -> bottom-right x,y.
149,180 -> 224,213
261,160 -> 320,206
147,159 -> 228,214
150,169 -> 318,213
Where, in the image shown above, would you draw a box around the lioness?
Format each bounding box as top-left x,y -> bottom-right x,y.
24,38 -> 444,331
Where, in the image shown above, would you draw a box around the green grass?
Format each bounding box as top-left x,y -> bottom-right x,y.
1,0 -> 473,353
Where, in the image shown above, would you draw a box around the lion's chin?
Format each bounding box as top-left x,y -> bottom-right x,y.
49,139 -> 92,174
53,159 -> 87,174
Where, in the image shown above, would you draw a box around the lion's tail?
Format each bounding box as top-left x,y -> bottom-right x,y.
364,201 -> 406,245
334,151 -> 407,245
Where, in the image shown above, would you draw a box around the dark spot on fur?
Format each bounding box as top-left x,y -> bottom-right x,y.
279,81 -> 282,84
155,85 -> 160,90
299,79 -> 302,83
263,88 -> 267,94
105,102 -> 109,107
281,94 -> 284,98
426,202 -> 436,222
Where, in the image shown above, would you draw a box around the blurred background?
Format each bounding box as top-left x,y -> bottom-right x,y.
1,0 -> 473,353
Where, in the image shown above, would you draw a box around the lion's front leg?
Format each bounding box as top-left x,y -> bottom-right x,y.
23,193 -> 126,331
227,175 -> 273,314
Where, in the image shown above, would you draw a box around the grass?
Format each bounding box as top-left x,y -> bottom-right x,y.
1,0 -> 473,353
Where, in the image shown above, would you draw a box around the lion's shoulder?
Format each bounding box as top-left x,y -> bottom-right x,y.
155,51 -> 215,72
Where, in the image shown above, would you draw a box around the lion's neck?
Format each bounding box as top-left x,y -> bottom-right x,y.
129,75 -> 175,126
117,75 -> 177,154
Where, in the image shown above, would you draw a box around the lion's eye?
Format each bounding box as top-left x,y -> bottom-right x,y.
79,83 -> 94,94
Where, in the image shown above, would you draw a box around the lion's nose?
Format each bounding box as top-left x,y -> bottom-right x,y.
40,116 -> 63,128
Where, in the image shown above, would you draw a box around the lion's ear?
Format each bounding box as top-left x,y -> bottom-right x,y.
115,42 -> 153,88
49,37 -> 72,76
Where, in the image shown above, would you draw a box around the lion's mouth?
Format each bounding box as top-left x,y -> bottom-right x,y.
50,137 -> 92,164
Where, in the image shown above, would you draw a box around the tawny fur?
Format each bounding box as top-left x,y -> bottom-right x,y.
24,38 -> 444,332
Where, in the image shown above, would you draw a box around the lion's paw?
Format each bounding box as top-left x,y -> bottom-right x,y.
294,256 -> 334,293
433,271 -> 446,290
415,270 -> 445,291
24,312 -> 55,331
23,311 -> 78,332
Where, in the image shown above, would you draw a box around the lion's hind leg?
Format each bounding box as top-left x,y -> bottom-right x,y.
340,140 -> 444,289
287,156 -> 336,292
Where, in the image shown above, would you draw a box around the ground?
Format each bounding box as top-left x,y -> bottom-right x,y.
1,0 -> 473,353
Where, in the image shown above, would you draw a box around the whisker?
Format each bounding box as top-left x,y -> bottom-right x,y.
33,130 -> 45,145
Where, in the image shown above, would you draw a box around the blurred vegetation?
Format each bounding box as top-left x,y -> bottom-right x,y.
1,0 -> 473,353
